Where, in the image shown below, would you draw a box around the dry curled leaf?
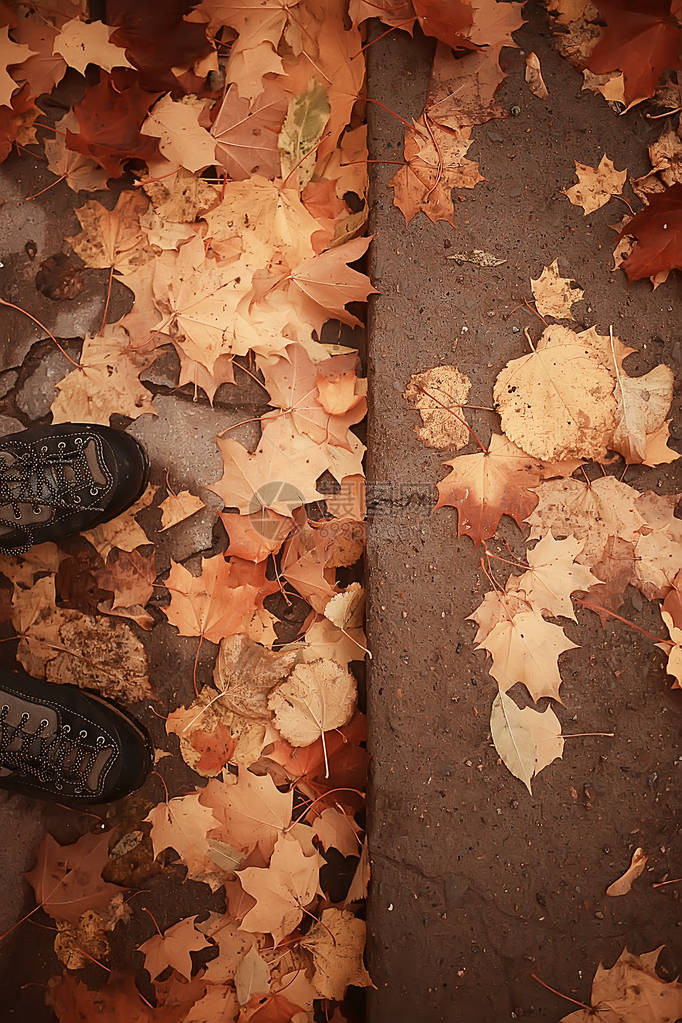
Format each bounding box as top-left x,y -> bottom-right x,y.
213,633 -> 299,720
606,847 -> 648,896
530,259 -> 584,320
236,834 -> 321,945
563,155 -> 627,214
268,658 -> 357,748
404,365 -> 472,450
493,326 -> 616,461
525,52 -> 549,98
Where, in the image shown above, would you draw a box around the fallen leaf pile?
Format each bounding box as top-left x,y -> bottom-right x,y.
0,0 -> 373,1018
1,0 -> 680,1016
419,310 -> 679,792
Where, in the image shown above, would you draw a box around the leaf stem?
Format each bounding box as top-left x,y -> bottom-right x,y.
574,598 -> 667,643
530,973 -> 592,1011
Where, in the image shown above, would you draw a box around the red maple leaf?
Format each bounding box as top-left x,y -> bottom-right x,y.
586,0 -> 682,106
618,183 -> 682,281
106,0 -> 213,94
65,74 -> 160,177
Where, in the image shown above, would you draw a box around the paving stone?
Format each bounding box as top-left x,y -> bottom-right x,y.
0,370 -> 18,399
141,346 -> 181,389
128,394 -> 259,493
0,167 -> 127,373
0,415 -> 24,436
15,342 -> 81,421
127,395 -> 260,562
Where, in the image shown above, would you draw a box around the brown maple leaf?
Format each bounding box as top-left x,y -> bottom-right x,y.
212,80 -> 288,180
26,831 -> 122,924
52,19 -> 133,76
412,0 -> 476,51
67,190 -> 153,275
96,548 -> 156,629
477,608 -> 578,702
10,15 -> 66,99
285,235 -> 377,331
0,83 -> 39,164
143,94 -> 216,174
267,711 -> 368,803
0,25 -> 37,108
107,0 -> 213,94
302,908 -> 371,1000
259,343 -> 366,449
200,768 -> 293,860
561,946 -> 682,1022
159,489 -> 205,531
390,116 -> 483,226
44,110 -> 109,192
146,790 -> 220,881
51,325 -> 156,426
189,721 -> 238,775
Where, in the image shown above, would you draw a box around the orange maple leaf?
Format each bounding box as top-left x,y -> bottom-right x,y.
436,434 -> 547,546
284,236 -> 377,332
162,554 -> 261,645
139,915 -> 210,982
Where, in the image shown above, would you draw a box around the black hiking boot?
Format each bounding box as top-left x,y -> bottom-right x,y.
0,668 -> 153,805
0,423 -> 149,555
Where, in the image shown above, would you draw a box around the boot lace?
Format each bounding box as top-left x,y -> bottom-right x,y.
0,438 -> 104,534
0,704 -> 101,794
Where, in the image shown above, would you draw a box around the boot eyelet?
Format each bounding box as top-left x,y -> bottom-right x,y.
74,437 -> 84,446
14,510 -> 21,519
55,783 -> 63,791
62,724 -> 70,734
33,505 -> 41,515
73,495 -> 81,504
96,735 -> 106,746
74,786 -> 82,794
79,729 -> 87,738
90,487 -> 99,496
1,705 -> 8,713
40,446 -> 47,454
58,441 -> 66,451
40,719 -> 48,727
